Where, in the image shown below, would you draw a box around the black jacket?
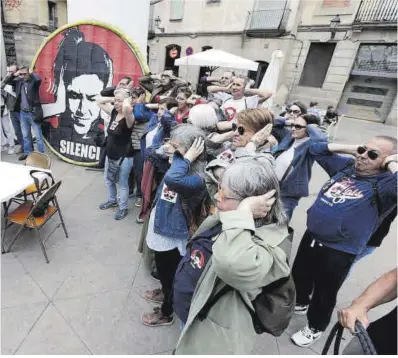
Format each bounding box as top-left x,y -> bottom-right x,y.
4,73 -> 42,111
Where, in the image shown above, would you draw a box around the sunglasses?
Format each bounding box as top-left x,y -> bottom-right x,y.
287,124 -> 307,130
231,123 -> 246,135
288,109 -> 301,115
357,146 -> 379,160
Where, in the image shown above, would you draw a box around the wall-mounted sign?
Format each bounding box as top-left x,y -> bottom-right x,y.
32,21 -> 149,166
169,47 -> 179,59
186,46 -> 193,56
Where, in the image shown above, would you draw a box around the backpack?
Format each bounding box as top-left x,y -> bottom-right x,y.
173,222 -> 222,323
197,226 -> 296,337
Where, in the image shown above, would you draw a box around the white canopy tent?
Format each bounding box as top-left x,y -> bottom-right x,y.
175,49 -> 259,71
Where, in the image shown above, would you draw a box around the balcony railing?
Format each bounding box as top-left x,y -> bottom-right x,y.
354,0 -> 397,24
245,8 -> 291,36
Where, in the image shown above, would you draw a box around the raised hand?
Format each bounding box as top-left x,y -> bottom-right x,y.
184,137 -> 205,163
238,189 -> 276,218
250,123 -> 273,147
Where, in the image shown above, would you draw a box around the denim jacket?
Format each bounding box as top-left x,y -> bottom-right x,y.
138,107 -> 177,159
272,119 -> 327,199
152,152 -> 208,239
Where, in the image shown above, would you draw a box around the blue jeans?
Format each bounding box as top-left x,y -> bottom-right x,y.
20,111 -> 44,154
10,111 -> 22,148
104,156 -> 134,210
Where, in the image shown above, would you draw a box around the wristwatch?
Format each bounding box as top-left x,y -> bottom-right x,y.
384,160 -> 397,170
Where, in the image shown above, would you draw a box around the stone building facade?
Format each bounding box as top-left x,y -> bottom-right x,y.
1,0 -> 67,66
148,0 -> 397,125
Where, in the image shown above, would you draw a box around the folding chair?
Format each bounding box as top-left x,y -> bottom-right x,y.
3,180 -> 68,263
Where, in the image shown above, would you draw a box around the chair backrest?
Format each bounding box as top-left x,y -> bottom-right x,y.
29,180 -> 62,217
26,152 -> 51,169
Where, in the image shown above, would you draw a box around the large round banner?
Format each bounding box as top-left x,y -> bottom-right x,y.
32,21 -> 149,166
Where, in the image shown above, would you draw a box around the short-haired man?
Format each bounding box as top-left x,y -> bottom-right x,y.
207,75 -> 272,123
100,76 -> 133,98
139,70 -> 188,103
1,63 -> 31,154
291,136 -> 397,347
4,63 -> 44,160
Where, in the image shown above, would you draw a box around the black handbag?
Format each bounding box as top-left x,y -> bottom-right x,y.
29,170 -> 55,217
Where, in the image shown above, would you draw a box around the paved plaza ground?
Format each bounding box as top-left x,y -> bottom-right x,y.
1,117 -> 397,355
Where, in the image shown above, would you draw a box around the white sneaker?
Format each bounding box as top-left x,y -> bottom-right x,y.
291,325 -> 322,347
294,304 -> 309,315
8,146 -> 15,155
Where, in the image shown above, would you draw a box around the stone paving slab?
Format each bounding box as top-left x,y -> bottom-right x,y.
1,117 -> 397,354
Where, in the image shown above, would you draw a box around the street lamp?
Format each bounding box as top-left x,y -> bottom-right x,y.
330,14 -> 341,39
154,16 -> 165,33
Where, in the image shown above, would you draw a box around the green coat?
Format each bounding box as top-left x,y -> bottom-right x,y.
175,209 -> 291,355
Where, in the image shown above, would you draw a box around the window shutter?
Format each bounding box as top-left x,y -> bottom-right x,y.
170,0 -> 184,20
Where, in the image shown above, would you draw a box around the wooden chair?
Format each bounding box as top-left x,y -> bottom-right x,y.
4,180 -> 68,263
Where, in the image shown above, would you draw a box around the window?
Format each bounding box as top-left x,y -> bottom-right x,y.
346,98 -> 383,108
48,1 -> 57,29
299,43 -> 336,88
170,0 -> 184,21
48,1 -> 56,21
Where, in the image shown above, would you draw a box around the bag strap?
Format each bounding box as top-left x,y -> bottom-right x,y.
280,161 -> 294,183
29,170 -> 55,196
197,281 -> 232,321
322,321 -> 377,355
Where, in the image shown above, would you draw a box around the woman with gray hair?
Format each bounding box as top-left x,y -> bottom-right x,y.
96,88 -> 135,220
173,159 -> 291,354
140,124 -> 211,328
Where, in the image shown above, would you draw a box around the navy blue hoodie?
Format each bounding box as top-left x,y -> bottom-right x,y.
307,142 -> 397,255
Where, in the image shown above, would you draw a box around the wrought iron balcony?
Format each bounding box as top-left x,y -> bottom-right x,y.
245,8 -> 291,37
354,0 -> 397,26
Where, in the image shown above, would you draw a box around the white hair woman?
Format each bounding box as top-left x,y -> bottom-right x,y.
173,159 -> 291,354
140,124 -> 211,327
96,87 -> 135,220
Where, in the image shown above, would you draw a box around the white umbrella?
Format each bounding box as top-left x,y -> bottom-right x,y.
175,49 -> 259,71
259,50 -> 284,109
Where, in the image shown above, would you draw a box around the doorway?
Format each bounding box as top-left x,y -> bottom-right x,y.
164,44 -> 181,76
248,60 -> 269,88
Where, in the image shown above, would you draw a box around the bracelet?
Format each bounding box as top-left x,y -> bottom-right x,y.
384,160 -> 397,170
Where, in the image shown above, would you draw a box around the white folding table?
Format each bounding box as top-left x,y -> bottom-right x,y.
0,162 -> 52,253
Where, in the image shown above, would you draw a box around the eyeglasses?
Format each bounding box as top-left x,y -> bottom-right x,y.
232,123 -> 246,135
287,124 -> 307,130
288,109 -> 301,115
357,146 -> 379,160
